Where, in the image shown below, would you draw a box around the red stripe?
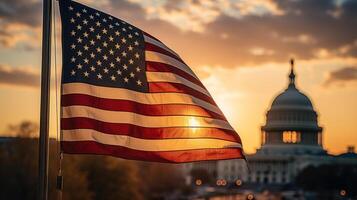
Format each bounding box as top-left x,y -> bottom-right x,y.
146,61 -> 205,89
61,117 -> 240,142
61,141 -> 244,163
145,42 -> 183,63
149,82 -> 217,106
62,94 -> 225,120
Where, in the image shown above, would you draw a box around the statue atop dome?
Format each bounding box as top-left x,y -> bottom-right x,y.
288,58 -> 296,88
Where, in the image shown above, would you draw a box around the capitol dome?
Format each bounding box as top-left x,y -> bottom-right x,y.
259,59 -> 324,155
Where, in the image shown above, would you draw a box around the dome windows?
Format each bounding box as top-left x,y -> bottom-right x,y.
282,131 -> 301,143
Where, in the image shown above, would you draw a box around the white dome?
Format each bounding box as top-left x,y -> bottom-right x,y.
271,85 -> 313,110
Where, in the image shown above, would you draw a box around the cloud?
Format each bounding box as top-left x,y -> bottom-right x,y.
0,0 -> 42,27
126,0 -> 284,32
324,66 -> 357,86
0,64 -> 39,88
0,0 -> 42,49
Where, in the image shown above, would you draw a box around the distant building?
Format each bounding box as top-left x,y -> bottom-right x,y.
184,60 -> 357,186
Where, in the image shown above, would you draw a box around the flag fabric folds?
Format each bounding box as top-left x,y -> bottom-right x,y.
59,0 -> 244,163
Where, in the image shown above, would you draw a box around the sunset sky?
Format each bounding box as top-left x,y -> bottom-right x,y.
0,0 -> 356,154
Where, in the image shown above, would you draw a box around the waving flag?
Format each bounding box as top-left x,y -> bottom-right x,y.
59,0 -> 244,163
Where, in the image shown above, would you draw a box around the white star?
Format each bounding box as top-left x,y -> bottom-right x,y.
135,53 -> 140,59
137,80 -> 142,86
109,24 -> 114,29
82,9 -> 87,13
134,41 -> 139,46
97,60 -> 102,66
69,6 -> 73,11
128,45 -> 133,51
89,15 -> 94,19
84,71 -> 89,77
95,12 -> 100,16
121,38 -> 127,43
77,50 -> 82,56
76,25 -> 82,30
117,70 -> 122,75
121,51 -> 127,57
109,36 -> 114,41
115,43 -> 120,49
102,41 -> 108,47
130,72 -> 135,78
102,18 -> 107,23
129,26 -> 133,30
89,27 -> 95,32
110,62 -> 114,68
136,67 -> 141,72
96,21 -> 101,27
76,12 -> 81,17
122,27 -> 126,32
102,28 -> 107,34
111,75 -> 116,81
128,34 -> 133,38
104,68 -> 109,73
71,57 -> 76,63
123,64 -> 128,70
70,18 -> 75,23
77,63 -> 83,69
135,32 -> 139,36
109,16 -> 113,20
115,57 -> 121,62
71,30 -> 76,36
83,32 -> 89,37
97,73 -> 102,79
70,44 -> 76,49
96,34 -> 101,40
84,58 -> 89,63
129,59 -> 134,64
109,49 -> 114,55
90,52 -> 95,58
103,54 -> 108,60
83,19 -> 88,25
124,77 -> 129,83
90,40 -> 95,45
115,31 -> 120,36
90,66 -> 96,71
77,37 -> 83,43
71,70 -> 76,75
84,45 -> 89,50
96,47 -> 102,53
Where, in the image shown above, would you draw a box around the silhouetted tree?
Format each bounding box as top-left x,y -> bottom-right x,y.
296,164 -> 357,198
0,121 -> 188,200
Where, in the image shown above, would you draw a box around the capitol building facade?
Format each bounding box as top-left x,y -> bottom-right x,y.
184,60 -> 357,186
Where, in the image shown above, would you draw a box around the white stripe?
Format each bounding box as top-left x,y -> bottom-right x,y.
147,72 -> 211,97
144,35 -> 180,58
62,129 -> 242,151
145,51 -> 198,79
62,105 -> 234,131
62,83 -> 223,116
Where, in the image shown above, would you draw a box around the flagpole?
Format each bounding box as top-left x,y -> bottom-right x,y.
39,0 -> 52,199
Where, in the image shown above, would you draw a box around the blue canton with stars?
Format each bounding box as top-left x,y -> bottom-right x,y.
60,0 -> 148,92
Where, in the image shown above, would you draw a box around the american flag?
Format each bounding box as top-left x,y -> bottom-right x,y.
59,0 -> 244,163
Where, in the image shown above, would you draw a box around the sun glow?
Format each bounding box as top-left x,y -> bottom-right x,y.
189,117 -> 200,127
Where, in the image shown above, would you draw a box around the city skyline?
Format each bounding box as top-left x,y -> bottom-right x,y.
0,0 -> 356,154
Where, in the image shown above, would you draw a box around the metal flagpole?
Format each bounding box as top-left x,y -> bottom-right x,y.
39,0 -> 52,199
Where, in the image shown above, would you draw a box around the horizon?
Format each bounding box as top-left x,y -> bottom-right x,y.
0,0 -> 356,155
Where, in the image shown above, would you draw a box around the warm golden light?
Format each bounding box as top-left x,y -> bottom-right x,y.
235,179 -> 242,186
195,179 -> 202,186
283,131 -> 301,143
